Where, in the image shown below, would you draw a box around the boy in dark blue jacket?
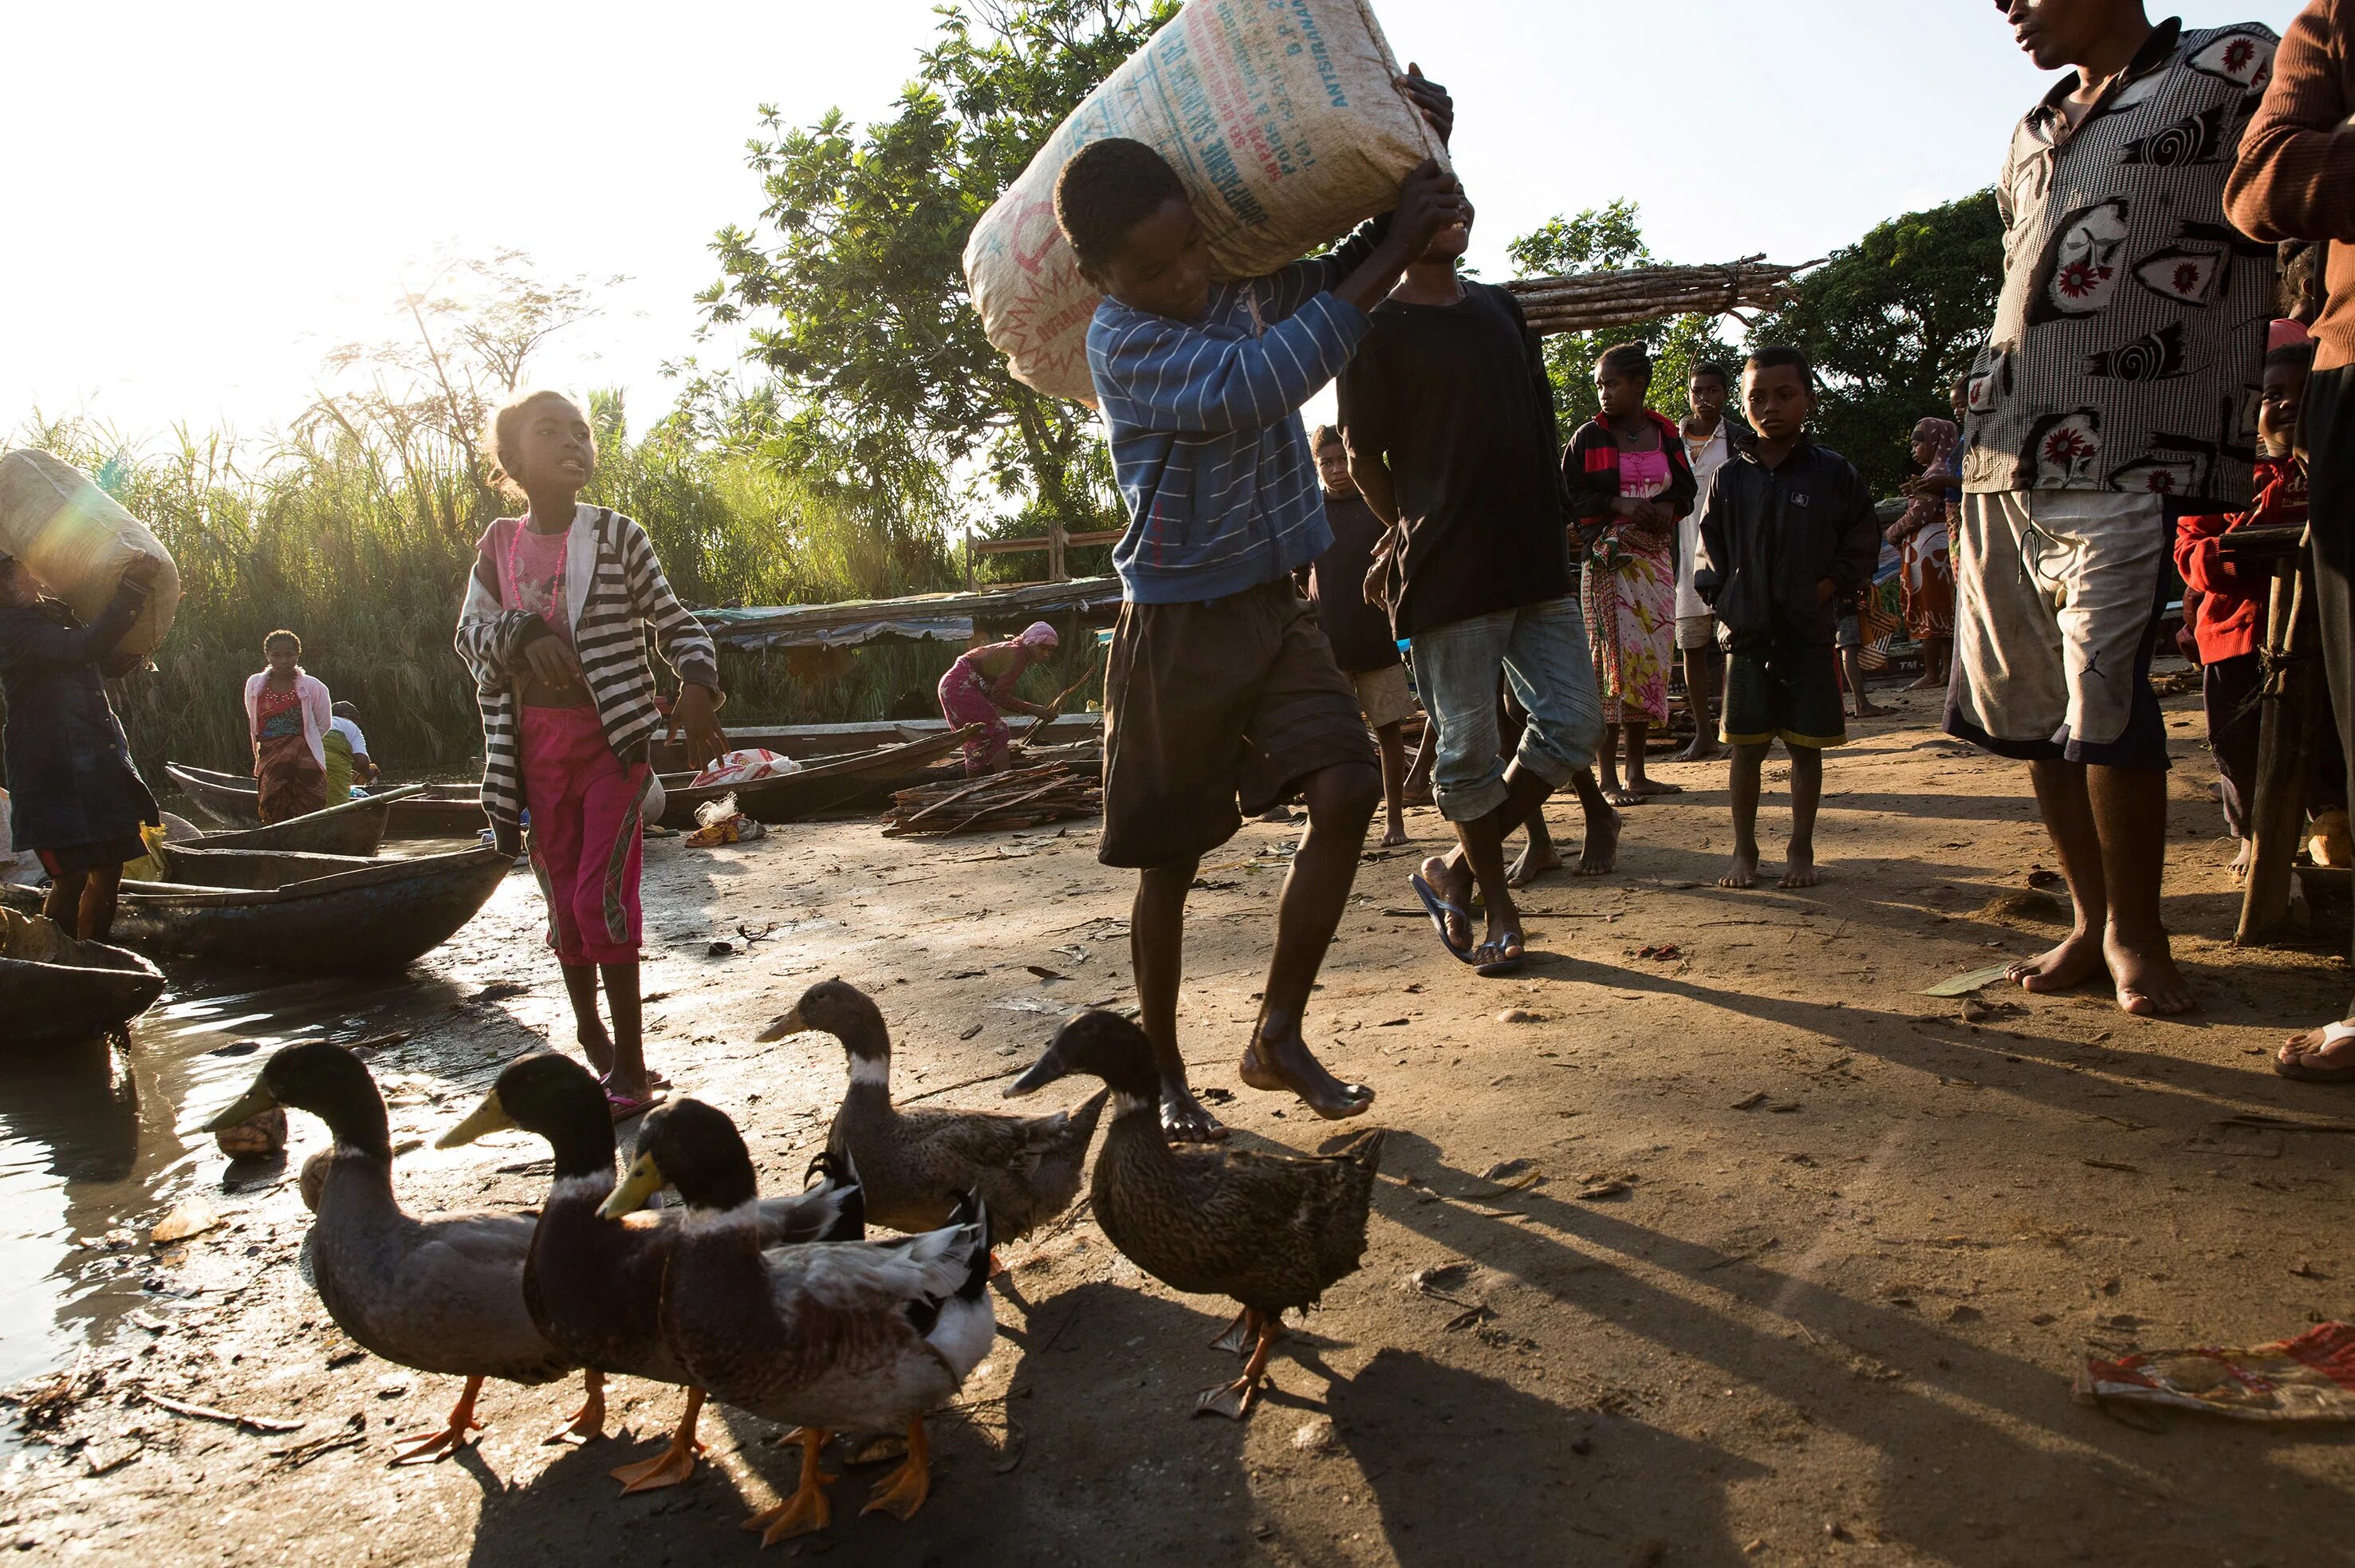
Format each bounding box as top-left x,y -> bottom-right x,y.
1055,77 -> 1463,1141
1693,348 -> 1881,892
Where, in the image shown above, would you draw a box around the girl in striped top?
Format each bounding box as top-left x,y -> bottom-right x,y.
456,390 -> 728,1119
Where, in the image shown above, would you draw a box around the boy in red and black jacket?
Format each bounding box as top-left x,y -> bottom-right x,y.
2175,329 -> 2319,866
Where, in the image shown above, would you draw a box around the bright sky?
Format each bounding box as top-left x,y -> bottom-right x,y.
1,1 -> 2306,448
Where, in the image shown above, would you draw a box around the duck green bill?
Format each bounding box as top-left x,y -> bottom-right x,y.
597,1152 -> 666,1219
203,1086 -> 278,1134
436,1090 -> 514,1149
754,1006 -> 807,1043
1002,1052 -> 1066,1099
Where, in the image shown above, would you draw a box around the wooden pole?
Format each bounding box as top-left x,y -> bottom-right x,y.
2239,553 -> 2322,944
1046,517 -> 1069,583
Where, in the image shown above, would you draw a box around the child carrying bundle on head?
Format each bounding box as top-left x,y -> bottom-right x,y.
0,550 -> 163,940
938,621 -> 1062,775
455,390 -> 729,1121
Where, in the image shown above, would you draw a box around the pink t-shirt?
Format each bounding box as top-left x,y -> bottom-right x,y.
495,518 -> 573,645
1619,448 -> 1672,501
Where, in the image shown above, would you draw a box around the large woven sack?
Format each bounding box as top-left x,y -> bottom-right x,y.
0,449 -> 180,656
964,0 -> 1444,405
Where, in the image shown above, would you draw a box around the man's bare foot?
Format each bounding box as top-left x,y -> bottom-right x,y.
1577,808 -> 1622,877
1719,849 -> 1758,889
1240,1028 -> 1373,1120
1624,777 -> 1684,797
1778,848 -> 1820,889
1667,737 -> 1727,763
2105,928 -> 2195,1017
1419,853 -> 1474,950
1506,840 -> 1561,888
2231,841 -> 2251,882
2007,928 -> 2105,994
1159,1078 -> 1230,1144
1853,699 -> 1892,719
1904,672 -> 1943,691
1380,823 -> 1411,849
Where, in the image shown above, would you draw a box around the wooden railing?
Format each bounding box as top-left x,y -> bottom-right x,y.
964,522 -> 1124,586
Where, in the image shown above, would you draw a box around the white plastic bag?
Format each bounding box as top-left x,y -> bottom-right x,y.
964,0 -> 1445,404
688,748 -> 803,788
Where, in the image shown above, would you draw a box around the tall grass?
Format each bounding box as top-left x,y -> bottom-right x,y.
10,404 -> 1001,785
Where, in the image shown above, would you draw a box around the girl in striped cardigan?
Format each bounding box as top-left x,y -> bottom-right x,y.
456,390 -> 728,1119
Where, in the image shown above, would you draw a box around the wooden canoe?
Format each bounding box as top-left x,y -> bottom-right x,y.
654,726 -> 980,829
0,910 -> 166,1042
175,784 -> 427,857
167,764 -> 488,840
0,845 -> 514,973
648,712 -> 1101,770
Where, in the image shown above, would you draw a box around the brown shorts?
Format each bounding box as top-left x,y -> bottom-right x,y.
1100,578 -> 1378,869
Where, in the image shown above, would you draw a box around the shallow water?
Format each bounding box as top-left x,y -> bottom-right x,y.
0,863 -> 527,1398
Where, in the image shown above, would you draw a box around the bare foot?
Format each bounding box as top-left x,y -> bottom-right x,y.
1419,853 -> 1474,951
1719,848 -> 1758,889
1380,823 -> 1411,849
1778,848 -> 1820,889
1667,737 -> 1727,763
1159,1077 -> 1230,1144
1605,789 -> 1645,808
1853,700 -> 1892,719
1506,840 -> 1562,888
2278,1025 -> 2355,1078
1240,1028 -> 1373,1120
2105,928 -> 2195,1017
1577,808 -> 1622,877
2008,928 -> 2105,994
1625,777 -> 1684,797
2231,841 -> 2251,882
1904,673 -> 1943,691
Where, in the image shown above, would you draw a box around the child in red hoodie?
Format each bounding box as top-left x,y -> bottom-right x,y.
2175,328 -> 2313,870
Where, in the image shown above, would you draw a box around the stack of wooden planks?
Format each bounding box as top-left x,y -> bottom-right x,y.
880,762 -> 1101,837
1504,256 -> 1813,338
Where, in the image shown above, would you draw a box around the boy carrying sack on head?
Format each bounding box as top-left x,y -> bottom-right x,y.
1694,348 -> 1880,891
1055,71 -> 1464,1142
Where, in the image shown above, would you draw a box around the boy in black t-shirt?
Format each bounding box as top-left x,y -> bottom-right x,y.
1341,207 -> 1617,977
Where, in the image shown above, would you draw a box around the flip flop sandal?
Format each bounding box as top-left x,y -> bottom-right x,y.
1409,873 -> 1477,965
607,1087 -> 668,1123
2275,1022 -> 2355,1083
1474,932 -> 1526,979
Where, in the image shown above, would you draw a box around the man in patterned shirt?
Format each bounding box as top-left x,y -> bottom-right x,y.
1955,2 -> 2278,1018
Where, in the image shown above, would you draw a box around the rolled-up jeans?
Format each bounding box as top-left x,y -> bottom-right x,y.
1409,596 -> 1604,823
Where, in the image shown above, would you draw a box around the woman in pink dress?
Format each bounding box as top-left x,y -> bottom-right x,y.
1565,345 -> 1698,806
937,621 -> 1062,774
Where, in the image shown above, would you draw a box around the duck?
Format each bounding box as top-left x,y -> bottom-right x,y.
202,1042 -> 581,1461
758,979 -> 1106,1252
599,1097 -> 994,1543
435,1050 -> 857,1493
1005,1010 -> 1385,1419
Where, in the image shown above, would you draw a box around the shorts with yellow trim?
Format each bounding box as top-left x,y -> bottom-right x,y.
1721,642 -> 1847,750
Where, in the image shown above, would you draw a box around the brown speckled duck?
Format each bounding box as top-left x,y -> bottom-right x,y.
599,1098 -> 994,1542
759,979 -> 1105,1251
203,1042 -> 580,1461
1006,1010 -> 1384,1418
435,1051 -> 857,1493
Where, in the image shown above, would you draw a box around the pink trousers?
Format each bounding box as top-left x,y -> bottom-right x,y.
939,666 -> 1013,774
521,703 -> 646,966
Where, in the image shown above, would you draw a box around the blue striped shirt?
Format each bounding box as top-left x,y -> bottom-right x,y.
1088,228 -> 1383,605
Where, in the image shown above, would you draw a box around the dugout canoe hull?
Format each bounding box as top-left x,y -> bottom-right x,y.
655,726 -> 979,829
173,785 -> 429,857
167,765 -> 488,840
1,846 -> 514,973
0,920 -> 166,1042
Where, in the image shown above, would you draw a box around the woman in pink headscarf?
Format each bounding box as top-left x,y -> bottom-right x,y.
1888,416 -> 1959,690
937,621 -> 1063,774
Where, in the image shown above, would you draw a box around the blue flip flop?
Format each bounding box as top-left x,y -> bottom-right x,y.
1474,932 -> 1526,978
1410,873 -> 1477,965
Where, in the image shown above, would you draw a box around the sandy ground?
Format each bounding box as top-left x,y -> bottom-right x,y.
10,683 -> 2355,1567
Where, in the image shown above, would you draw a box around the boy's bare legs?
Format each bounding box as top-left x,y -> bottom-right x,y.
599,962 -> 651,1103
1131,857 -> 1225,1141
2009,760 -> 2192,1016
1720,743 -> 1767,888
1783,747 -> 1824,888
1842,647 -> 1890,718
1569,767 -> 1622,875
1241,760 -> 1378,1119
1375,721 -> 1409,848
78,865 -> 124,943
1506,801 -> 1560,886
42,867 -> 89,939
1907,637 -> 1951,691
1454,766 -> 1554,963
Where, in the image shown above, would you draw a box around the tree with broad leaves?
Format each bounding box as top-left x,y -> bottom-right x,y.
700,0 -> 1176,559
1745,191 -> 2003,495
